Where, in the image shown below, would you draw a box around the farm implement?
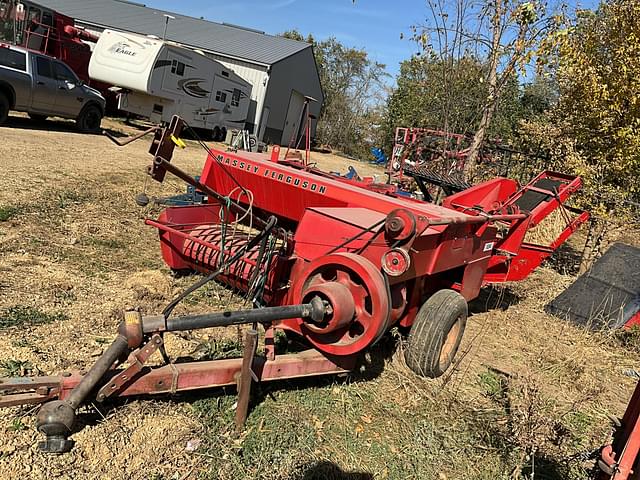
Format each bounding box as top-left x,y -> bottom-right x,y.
598,378 -> 640,479
0,117 -> 589,453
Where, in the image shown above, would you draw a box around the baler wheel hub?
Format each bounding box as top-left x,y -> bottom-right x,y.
439,316 -> 463,368
302,282 -> 356,334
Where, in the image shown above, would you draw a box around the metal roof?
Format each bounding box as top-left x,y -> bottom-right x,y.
34,0 -> 311,66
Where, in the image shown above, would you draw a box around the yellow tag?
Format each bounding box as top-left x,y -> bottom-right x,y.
124,311 -> 140,325
171,135 -> 186,149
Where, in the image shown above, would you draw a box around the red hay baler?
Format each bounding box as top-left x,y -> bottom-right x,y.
0,118 -> 589,453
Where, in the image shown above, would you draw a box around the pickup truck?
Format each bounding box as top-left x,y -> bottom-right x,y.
0,43 -> 105,132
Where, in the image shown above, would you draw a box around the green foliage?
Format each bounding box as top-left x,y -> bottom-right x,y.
282,30 -> 389,158
0,204 -> 20,222
382,55 -> 547,152
56,190 -> 87,209
9,418 -> 27,432
0,359 -> 35,376
555,0 -> 640,207
0,305 -> 68,329
192,337 -> 244,361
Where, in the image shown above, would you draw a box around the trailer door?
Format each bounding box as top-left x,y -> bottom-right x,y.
206,75 -> 233,126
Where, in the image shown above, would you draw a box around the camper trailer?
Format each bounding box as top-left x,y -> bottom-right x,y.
89,29 -> 252,140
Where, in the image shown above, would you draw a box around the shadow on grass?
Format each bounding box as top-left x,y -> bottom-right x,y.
469,285 -> 522,314
292,461 -> 373,480
2,113 -> 136,142
523,454 -> 578,480
545,241 -> 585,277
2,114 -> 93,134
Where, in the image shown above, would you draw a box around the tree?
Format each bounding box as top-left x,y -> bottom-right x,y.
555,1 -> 640,201
383,54 -> 524,154
413,0 -> 565,179
282,30 -> 389,157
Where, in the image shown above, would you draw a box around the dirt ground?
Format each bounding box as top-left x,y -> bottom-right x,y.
0,114 -> 638,480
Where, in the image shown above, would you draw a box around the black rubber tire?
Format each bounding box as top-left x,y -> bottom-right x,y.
76,104 -> 103,133
220,127 -> 227,142
28,113 -> 47,122
404,289 -> 468,378
0,92 -> 9,125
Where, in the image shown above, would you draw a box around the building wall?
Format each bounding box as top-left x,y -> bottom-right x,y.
263,47 -> 323,145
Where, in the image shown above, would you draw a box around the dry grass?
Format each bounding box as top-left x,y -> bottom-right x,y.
0,115 -> 638,479
524,208 -> 576,246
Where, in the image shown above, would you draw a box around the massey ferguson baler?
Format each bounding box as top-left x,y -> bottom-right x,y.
0,117 -> 589,453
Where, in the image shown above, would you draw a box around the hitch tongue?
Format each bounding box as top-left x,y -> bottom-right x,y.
29,300 -> 331,453
36,334 -> 130,453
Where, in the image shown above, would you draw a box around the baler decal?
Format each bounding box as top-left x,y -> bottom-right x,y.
217,155 -> 327,195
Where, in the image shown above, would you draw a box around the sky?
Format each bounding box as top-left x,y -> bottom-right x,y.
143,0 -> 601,79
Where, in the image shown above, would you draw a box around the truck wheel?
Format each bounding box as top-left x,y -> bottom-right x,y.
0,92 -> 9,125
220,127 -> 227,142
76,105 -> 103,133
404,289 -> 468,378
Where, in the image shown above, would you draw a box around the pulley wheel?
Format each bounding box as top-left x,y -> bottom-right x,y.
292,253 -> 390,356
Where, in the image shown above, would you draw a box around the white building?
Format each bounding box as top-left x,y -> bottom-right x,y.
35,0 -> 324,145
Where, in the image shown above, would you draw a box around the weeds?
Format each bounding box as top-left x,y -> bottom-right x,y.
11,338 -> 31,348
0,205 -> 20,222
0,305 -> 68,329
192,337 -> 244,361
0,359 -> 36,376
82,237 -> 125,250
56,190 -> 87,209
54,289 -> 77,304
8,418 -> 27,432
614,324 -> 640,353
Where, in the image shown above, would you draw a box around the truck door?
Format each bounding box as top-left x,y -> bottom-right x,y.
31,55 -> 57,112
52,61 -> 83,116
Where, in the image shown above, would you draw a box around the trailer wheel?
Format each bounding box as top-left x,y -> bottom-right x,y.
404,289 -> 467,378
76,105 -> 103,133
0,92 -> 9,125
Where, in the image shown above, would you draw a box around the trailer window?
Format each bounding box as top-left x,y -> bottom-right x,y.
170,59 -> 186,76
215,91 -> 227,103
231,89 -> 241,107
0,48 -> 26,71
36,56 -> 53,78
